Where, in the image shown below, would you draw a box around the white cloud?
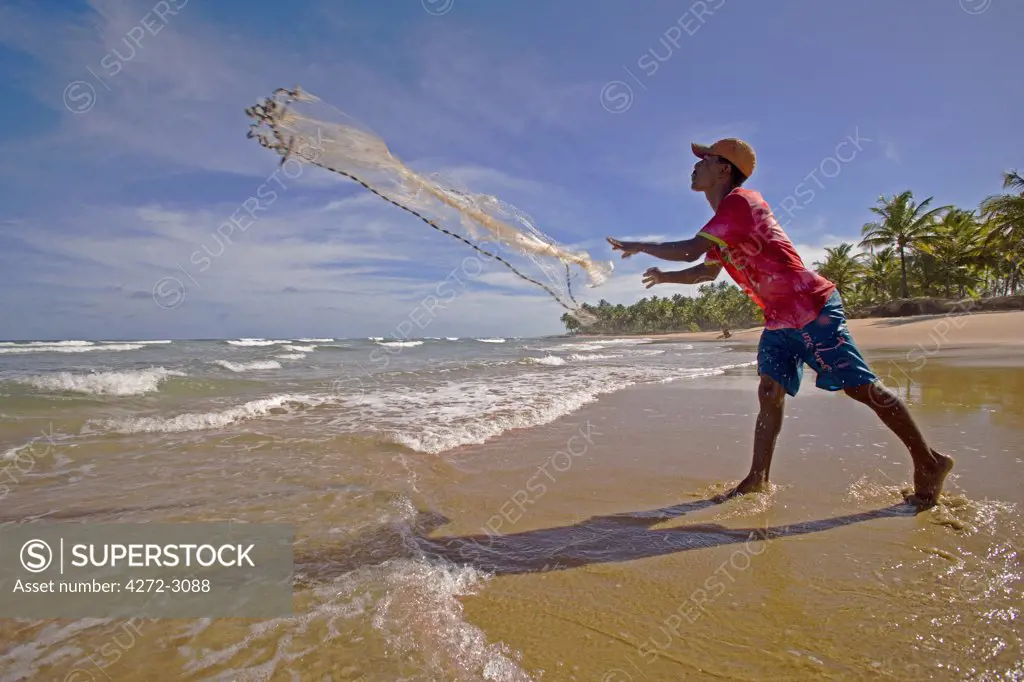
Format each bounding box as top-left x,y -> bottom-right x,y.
0,183 -> 623,338
793,233 -> 870,270
794,244 -> 830,269
0,1 -> 284,179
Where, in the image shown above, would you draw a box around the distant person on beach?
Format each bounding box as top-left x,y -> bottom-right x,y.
606,138 -> 953,507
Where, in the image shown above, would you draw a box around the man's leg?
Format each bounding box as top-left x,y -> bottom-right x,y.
843,382 -> 954,507
728,374 -> 788,496
798,292 -> 955,507
720,328 -> 801,500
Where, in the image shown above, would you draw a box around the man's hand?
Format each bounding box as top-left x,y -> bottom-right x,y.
642,267 -> 667,288
639,263 -> 721,288
606,237 -> 643,259
608,235 -> 716,262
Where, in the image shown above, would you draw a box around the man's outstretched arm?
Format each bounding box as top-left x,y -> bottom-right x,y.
607,235 -> 716,262
643,262 -> 722,288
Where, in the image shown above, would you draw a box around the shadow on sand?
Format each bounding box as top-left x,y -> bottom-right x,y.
294,497 -> 922,583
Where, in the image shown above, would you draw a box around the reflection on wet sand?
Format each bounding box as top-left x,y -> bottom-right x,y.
869,351 -> 1024,423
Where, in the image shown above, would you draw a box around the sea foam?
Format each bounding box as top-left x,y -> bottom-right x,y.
213,360 -> 282,372
0,343 -> 145,354
98,393 -> 337,434
17,367 -> 185,396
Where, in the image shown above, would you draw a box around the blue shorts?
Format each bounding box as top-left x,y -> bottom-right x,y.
757,290 -> 878,397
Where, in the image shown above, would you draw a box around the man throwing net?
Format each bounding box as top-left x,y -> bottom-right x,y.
607,139 -> 953,508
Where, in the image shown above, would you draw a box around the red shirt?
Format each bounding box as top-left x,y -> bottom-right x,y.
698,188 -> 836,330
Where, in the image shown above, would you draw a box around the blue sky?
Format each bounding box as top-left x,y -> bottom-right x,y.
0,0 -> 1020,340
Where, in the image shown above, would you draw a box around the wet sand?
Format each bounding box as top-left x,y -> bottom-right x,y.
1,347 -> 1021,680
421,351 -> 1023,680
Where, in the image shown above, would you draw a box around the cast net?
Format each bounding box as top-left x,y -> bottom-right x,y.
244,87 -> 612,326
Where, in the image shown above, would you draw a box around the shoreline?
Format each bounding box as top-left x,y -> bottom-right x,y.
572,309 -> 1024,350
1,338 -> 1021,679
426,350 -> 1024,680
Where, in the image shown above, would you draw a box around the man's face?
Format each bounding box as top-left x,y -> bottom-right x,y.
690,154 -> 729,191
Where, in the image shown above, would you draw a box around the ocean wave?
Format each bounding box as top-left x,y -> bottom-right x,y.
274,353 -> 307,360
521,353 -> 623,366
555,339 -> 654,351
225,339 -> 287,347
554,343 -> 605,352
626,348 -> 667,356
445,337 -> 459,341
0,343 -> 145,354
282,344 -> 316,352
16,367 -> 186,396
590,337 -> 653,346
369,560 -> 529,680
379,375 -> 630,454
364,360 -> 753,454
178,555 -> 519,682
100,340 -> 173,345
657,362 -> 756,383
376,340 -> 423,348
294,338 -> 333,343
475,338 -> 506,343
213,360 -> 282,372
522,355 -> 566,366
97,393 -> 337,434
0,340 -> 93,347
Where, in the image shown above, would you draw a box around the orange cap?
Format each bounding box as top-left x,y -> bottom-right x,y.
691,138 -> 756,178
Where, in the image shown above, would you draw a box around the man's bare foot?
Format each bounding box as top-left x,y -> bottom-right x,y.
905,450 -> 955,508
715,472 -> 768,501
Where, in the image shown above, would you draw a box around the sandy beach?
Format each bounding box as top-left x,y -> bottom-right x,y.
577,309 -> 1024,350
0,326 -> 1020,681
411,348 -> 1023,680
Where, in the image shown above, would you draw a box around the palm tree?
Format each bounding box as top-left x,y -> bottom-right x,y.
559,312 -> 582,334
861,247 -> 899,303
980,170 -> 1024,295
918,208 -> 986,297
859,191 -> 950,298
812,243 -> 865,297
565,280 -> 764,333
